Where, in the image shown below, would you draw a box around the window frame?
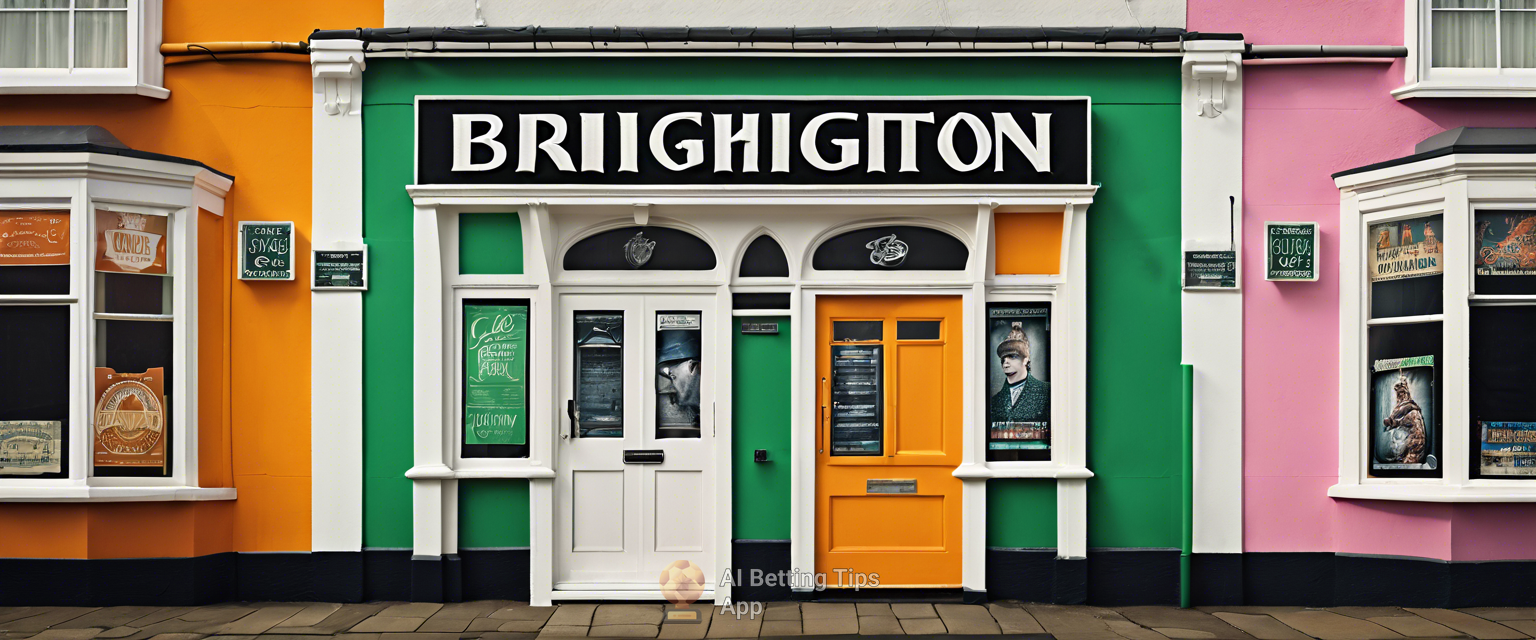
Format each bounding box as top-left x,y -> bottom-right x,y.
1335,155 -> 1536,501
0,0 -> 166,99
1399,0 -> 1536,99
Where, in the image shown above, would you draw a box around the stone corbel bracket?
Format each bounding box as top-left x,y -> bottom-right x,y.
312,39 -> 366,117
1183,42 -> 1243,119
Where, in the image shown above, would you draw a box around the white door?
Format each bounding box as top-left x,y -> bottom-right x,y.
555,292 -> 716,593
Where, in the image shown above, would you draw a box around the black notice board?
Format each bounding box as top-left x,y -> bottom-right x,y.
1183,250 -> 1237,289
313,249 -> 367,290
1265,222 -> 1318,282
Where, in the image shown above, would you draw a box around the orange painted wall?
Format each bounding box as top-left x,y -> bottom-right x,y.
0,0 -> 381,558
994,210 -> 1065,275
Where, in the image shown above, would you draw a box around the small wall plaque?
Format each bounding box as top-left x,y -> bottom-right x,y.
313,246 -> 368,291
238,221 -> 294,281
1265,221 -> 1319,282
1183,250 -> 1237,290
741,321 -> 780,335
867,478 -> 917,494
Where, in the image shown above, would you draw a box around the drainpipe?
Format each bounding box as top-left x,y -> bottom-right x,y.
1180,363 -> 1194,608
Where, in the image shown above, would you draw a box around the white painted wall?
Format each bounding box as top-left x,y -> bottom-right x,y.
386,0 -> 1185,29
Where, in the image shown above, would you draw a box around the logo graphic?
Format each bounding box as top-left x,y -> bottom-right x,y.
624,231 -> 656,268
865,233 -> 908,267
659,559 -> 705,623
94,379 -> 165,455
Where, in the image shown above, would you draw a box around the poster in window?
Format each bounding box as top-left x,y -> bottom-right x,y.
0,421 -> 61,476
463,303 -> 528,446
0,211 -> 69,266
987,303 -> 1051,461
95,210 -> 167,275
1369,356 -> 1438,474
575,312 -> 624,438
92,367 -> 166,469
1369,217 -> 1442,283
1479,422 -> 1536,477
656,312 -> 702,439
1476,211 -> 1536,277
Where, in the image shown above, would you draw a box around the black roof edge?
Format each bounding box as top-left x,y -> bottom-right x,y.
1332,144 -> 1536,180
309,26 -> 1237,46
0,142 -> 234,182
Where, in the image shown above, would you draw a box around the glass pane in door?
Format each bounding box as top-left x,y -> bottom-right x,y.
655,311 -> 701,439
830,343 -> 883,456
574,312 -> 624,438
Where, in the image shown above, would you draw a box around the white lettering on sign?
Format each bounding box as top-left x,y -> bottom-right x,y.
451,114 -> 506,172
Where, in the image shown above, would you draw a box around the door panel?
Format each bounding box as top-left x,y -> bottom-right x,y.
572,470 -> 627,552
816,295 -> 962,588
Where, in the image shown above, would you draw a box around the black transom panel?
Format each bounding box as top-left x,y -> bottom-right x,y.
563,226 -> 716,270
812,225 -> 968,271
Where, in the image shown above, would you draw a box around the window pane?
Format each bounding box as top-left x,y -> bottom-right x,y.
1503,10 -> 1536,67
0,11 -> 67,68
74,10 -> 126,68
1470,306 -> 1536,478
1474,210 -> 1536,293
832,320 -> 882,342
897,320 -> 941,341
1369,215 -> 1444,318
830,344 -> 882,456
0,305 -> 69,479
1433,10 -> 1498,67
1366,322 -> 1443,478
93,318 -> 172,477
575,312 -> 623,438
97,272 -> 169,315
987,303 -> 1051,462
75,0 -> 127,7
656,312 -> 701,439
1503,0 -> 1536,8
0,1 -> 68,8
95,210 -> 168,275
0,211 -> 70,295
462,300 -> 530,458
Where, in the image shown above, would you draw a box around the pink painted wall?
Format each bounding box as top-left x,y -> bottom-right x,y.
1190,0 -> 1536,562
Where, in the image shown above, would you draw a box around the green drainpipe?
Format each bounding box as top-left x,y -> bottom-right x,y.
1180,363 -> 1194,608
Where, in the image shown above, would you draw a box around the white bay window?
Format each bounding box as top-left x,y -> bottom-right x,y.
0,0 -> 165,98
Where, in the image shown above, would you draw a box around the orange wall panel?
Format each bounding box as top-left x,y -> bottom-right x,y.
0,0 -> 383,557
993,210 -> 1065,275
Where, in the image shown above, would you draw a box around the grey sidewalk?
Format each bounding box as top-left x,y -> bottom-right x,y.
4,601 -> 1536,640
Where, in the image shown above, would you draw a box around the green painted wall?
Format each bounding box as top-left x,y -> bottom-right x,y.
459,479 -> 531,548
987,479 -> 1058,548
362,56 -> 1183,551
733,318 -> 793,541
458,212 -> 524,275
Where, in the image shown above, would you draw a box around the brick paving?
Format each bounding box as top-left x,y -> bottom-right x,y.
2,602 -> 1535,639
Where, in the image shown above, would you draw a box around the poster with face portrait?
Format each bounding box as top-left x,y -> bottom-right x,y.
987,303 -> 1051,461
1370,356 -> 1438,475
656,312 -> 702,439
1369,217 -> 1443,283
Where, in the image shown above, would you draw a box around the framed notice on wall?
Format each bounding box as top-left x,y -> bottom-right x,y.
238,221 -> 294,281
312,245 -> 367,291
1265,221 -> 1318,282
462,299 -> 530,458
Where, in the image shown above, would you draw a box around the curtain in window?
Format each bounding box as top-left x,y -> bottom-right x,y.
0,7 -> 67,68
1433,0 -> 1499,68
1505,0 -> 1536,68
74,9 -> 126,67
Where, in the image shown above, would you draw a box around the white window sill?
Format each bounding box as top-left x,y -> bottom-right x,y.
405,464 -> 556,480
953,463 -> 1094,480
1330,483 -> 1536,502
1393,80 -> 1536,100
0,83 -> 168,99
0,486 -> 235,503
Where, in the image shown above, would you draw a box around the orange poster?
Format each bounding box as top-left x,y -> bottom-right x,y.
0,211 -> 69,266
93,367 -> 167,469
95,210 -> 167,274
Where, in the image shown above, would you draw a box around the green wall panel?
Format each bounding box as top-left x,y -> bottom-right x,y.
459,479 -> 532,548
363,56 -> 1183,552
458,212 -> 524,275
732,318 -> 792,541
987,479 -> 1057,548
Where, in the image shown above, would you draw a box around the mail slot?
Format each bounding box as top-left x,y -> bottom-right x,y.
624,449 -> 665,464
867,478 -> 917,494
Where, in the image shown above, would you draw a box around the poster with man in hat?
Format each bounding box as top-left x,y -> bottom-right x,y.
657,312 -> 703,439
987,304 -> 1051,460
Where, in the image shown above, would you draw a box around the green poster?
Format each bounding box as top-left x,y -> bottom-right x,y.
463,302 -> 528,445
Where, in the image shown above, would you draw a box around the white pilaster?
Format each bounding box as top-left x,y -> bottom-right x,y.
412,203 -> 449,557
311,38 -> 366,553
1181,41 -> 1245,555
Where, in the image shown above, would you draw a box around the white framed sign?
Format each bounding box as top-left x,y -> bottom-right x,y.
237,220 -> 295,281
1265,221 -> 1319,282
312,243 -> 368,291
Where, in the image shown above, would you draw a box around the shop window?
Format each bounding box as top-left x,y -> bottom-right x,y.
985,302 -> 1052,462
563,226 -> 715,271
461,299 -> 530,458
0,0 -> 167,98
812,225 -> 968,271
738,234 -> 789,278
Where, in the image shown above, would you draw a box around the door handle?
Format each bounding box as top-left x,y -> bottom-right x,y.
819,376 -> 829,454
566,399 -> 577,439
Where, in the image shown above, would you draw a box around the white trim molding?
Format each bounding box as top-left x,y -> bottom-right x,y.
313,39 -> 366,117
1181,41 -> 1244,555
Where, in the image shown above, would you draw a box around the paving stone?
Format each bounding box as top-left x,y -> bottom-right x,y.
1502,623 -> 1536,637
1405,610 -> 1528,640
62,609 -> 165,631
1329,608 -> 1413,620
490,608 -> 557,625
656,610 -> 711,640
123,618 -> 226,640
145,635 -> 206,640
1022,604 -> 1133,640
760,605 -> 799,622
4,609 -> 101,633
934,605 -> 1000,635
536,627 -> 588,638
349,619 -> 427,634
179,609 -> 254,625
1460,611 -> 1536,623
274,605 -> 391,636
126,611 -> 199,628
593,607 -> 663,627
547,608 -> 597,628
376,633 -> 461,640
0,612 -> 42,627
336,635 -> 379,640
1368,616 -> 1465,638
1197,609 -> 1308,617
95,628 -> 137,639
416,619 -> 471,634
469,620 -> 507,632
890,604 -> 936,620
797,605 -> 854,621
213,606 -> 304,635
1106,621 -> 1170,640
704,608 -> 761,639
1267,610 -> 1404,640
378,607 -> 444,620
1207,614 -> 1312,640
853,604 -> 890,618
799,617 -> 857,636
478,633 -> 540,640
986,603 -> 1045,635
1116,607 -> 1254,640
498,622 -> 548,633
757,621 -> 800,637
432,603 -> 511,621
28,630 -> 104,640
856,615 -> 902,635
584,624 -> 657,638
899,618 -> 947,635
206,636 -> 257,640
273,605 -> 343,629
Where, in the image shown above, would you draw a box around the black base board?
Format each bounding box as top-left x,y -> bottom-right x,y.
731,540 -> 793,601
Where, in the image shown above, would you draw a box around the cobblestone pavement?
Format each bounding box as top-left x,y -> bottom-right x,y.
4,602 -> 1536,640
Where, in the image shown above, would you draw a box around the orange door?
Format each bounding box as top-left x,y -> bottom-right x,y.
815,295 -> 963,588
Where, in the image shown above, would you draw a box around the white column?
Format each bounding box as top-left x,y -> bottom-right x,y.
1058,202 -> 1089,560
1181,41 -> 1245,555
411,204 -> 450,558
310,38 -> 366,553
